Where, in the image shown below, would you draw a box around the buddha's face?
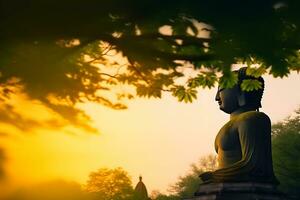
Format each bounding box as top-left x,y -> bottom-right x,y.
215,85 -> 240,114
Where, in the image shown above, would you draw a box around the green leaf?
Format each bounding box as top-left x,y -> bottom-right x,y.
188,72 -> 217,89
171,86 -> 197,103
246,67 -> 267,78
186,88 -> 197,102
136,84 -> 161,98
172,86 -> 185,101
270,63 -> 290,78
219,72 -> 238,89
240,79 -> 262,91
187,78 -> 201,88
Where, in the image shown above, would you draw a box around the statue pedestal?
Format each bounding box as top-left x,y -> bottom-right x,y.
184,182 -> 288,200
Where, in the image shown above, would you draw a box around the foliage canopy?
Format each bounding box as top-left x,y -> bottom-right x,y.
272,108 -> 300,199
1,0 -> 300,130
85,167 -> 134,200
168,155 -> 217,199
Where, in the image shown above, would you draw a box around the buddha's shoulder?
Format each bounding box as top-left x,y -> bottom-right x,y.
236,111 -> 271,124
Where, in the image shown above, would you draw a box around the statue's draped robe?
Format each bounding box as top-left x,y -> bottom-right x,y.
211,111 -> 278,184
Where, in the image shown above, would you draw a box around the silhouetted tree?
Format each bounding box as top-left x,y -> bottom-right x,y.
152,193 -> 180,200
150,155 -> 217,200
0,1 -> 299,130
85,167 -> 134,200
272,107 -> 300,200
168,154 -> 217,199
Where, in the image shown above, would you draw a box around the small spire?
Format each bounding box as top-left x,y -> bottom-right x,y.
135,175 -> 148,199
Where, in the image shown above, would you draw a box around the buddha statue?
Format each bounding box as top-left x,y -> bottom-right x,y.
200,67 -> 278,185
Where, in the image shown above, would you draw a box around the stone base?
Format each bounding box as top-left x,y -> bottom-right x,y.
184,182 -> 288,200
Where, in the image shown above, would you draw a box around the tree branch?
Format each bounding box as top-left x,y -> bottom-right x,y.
83,33 -> 215,62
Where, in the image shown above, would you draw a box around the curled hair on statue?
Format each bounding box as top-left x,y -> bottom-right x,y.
234,67 -> 265,111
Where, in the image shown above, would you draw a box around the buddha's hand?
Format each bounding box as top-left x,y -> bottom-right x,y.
199,171 -> 213,182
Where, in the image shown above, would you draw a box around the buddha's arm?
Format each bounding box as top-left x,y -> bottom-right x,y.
210,114 -> 271,181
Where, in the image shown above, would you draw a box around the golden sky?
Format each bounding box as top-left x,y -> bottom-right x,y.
0,72 -> 299,194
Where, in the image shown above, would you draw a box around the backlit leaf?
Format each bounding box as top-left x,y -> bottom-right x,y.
241,79 -> 262,91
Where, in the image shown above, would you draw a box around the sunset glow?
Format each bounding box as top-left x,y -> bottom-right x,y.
0,72 -> 299,197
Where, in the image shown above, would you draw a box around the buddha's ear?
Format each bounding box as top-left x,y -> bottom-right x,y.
238,91 -> 246,107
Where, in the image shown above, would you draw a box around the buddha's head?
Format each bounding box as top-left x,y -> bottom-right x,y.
215,67 -> 264,114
